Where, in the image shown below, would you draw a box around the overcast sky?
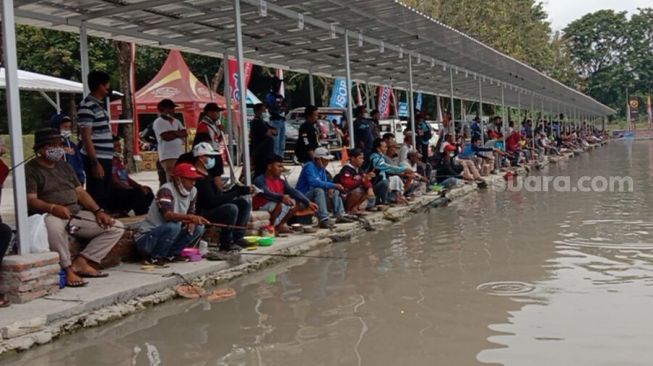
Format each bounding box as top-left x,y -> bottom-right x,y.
543,0 -> 651,30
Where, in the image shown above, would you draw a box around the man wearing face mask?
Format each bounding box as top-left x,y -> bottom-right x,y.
50,113 -> 85,185
136,163 -> 208,266
185,143 -> 253,252
153,98 -> 187,185
250,103 -> 277,177
26,129 -> 122,287
78,71 -> 114,209
110,136 -> 154,216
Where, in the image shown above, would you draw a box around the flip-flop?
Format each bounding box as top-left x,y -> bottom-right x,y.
66,279 -> 89,287
0,299 -> 10,308
76,271 -> 109,278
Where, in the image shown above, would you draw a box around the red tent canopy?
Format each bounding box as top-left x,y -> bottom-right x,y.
111,50 -> 236,130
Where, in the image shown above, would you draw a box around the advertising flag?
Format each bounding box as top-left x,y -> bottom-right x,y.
329,78 -> 349,109
228,59 -> 253,102
647,95 -> 652,130
415,92 -> 423,111
377,85 -> 393,118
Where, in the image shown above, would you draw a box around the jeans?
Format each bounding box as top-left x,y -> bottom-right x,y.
136,222 -> 205,259
201,197 -> 251,249
270,118 -> 286,157
305,188 -> 344,222
373,179 -> 390,204
82,155 -> 113,209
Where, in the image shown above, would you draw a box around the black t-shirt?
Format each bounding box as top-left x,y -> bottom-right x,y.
250,117 -> 274,157
176,152 -> 224,178
295,121 -> 320,163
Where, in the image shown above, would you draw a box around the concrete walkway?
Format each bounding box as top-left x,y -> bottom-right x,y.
0,147 -> 604,355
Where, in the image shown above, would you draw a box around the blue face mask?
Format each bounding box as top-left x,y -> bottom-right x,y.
205,157 -> 216,170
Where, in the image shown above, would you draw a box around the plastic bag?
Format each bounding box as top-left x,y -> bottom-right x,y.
25,214 -> 50,253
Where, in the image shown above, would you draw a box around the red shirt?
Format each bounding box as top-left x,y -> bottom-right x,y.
253,176 -> 285,209
506,132 -> 521,152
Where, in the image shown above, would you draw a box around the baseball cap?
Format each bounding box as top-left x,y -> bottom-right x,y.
173,163 -> 204,179
444,144 -> 457,153
157,98 -> 178,111
203,102 -> 225,113
314,147 -> 334,160
192,142 -> 220,157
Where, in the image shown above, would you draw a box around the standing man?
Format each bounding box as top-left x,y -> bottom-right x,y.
353,106 -> 374,159
78,71 -> 114,209
153,99 -> 187,185
266,76 -> 287,157
294,105 -> 321,164
370,109 -> 382,141
194,102 -> 225,152
415,111 -> 432,163
250,103 -> 277,177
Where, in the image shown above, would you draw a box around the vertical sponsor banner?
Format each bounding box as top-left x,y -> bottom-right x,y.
377,85 -> 393,118
228,58 -> 253,102
329,77 -> 349,109
415,92 -> 423,111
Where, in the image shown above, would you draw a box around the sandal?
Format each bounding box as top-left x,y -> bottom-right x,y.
0,297 -> 10,308
143,258 -> 169,268
66,279 -> 88,287
76,271 -> 109,278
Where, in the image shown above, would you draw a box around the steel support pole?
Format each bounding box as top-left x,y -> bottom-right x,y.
233,0 -> 252,185
223,50 -> 235,161
80,21 -> 90,95
56,92 -> 61,113
479,78 -> 484,144
408,54 -> 417,147
308,69 -> 315,106
2,0 -> 29,254
530,94 -> 535,151
344,30 -> 355,149
449,68 -> 455,140
501,86 -> 506,146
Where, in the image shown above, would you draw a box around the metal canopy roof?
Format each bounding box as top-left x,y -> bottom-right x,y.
11,0 -> 615,116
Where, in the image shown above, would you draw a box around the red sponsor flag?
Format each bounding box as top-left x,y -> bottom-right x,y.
228,59 -> 253,102
377,85 -> 393,118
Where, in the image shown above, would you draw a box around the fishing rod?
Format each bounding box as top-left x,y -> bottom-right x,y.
71,214 -> 249,231
238,251 -> 355,261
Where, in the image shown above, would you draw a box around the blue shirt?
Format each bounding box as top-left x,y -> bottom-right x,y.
266,91 -> 285,120
295,161 -> 337,194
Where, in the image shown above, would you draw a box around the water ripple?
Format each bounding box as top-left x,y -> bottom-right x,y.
476,281 -> 537,296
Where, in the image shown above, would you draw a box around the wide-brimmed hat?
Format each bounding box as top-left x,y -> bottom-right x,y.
34,128 -> 64,150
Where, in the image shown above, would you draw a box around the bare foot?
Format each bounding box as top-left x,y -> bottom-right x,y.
65,267 -> 88,287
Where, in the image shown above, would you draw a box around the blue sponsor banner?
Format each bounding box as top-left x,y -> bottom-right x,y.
415,92 -> 423,111
329,78 -> 348,108
398,102 -> 408,118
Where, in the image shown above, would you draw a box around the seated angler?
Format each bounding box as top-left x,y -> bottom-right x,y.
187,143 -> 253,252
110,136 -> 154,216
26,129 -> 123,287
253,155 -> 319,234
136,163 -> 208,265
296,147 -> 350,229
369,138 -> 413,205
335,148 -> 376,215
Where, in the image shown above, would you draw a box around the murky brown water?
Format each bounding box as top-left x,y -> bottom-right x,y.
5,140 -> 653,366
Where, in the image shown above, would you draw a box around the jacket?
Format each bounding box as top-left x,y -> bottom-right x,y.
295,161 -> 337,194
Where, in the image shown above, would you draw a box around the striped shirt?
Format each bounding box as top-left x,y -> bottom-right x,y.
78,95 -> 113,160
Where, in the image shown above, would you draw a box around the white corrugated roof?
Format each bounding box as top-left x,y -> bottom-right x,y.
0,67 -> 83,93
9,0 -> 615,116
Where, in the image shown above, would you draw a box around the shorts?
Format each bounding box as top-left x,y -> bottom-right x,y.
259,201 -> 292,227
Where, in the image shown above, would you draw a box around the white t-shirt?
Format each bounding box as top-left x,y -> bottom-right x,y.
153,117 -> 185,161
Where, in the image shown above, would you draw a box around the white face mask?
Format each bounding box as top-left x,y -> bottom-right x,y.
175,178 -> 191,197
61,130 -> 72,138
262,112 -> 271,122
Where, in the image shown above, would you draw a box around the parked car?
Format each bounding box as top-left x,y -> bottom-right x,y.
378,119 -> 407,144
284,107 -> 345,162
